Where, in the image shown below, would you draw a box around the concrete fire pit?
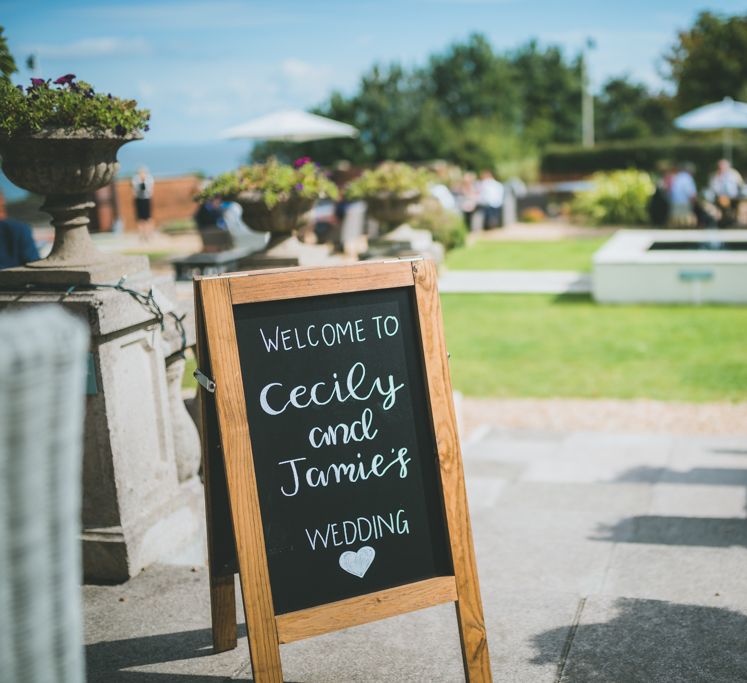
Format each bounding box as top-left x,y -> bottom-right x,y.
592,229 -> 747,304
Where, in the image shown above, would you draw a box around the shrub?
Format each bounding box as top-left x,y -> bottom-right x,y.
542,137 -> 747,186
571,170 -> 654,226
197,157 -> 339,208
410,203 -> 467,251
0,75 -> 150,137
346,161 -> 433,198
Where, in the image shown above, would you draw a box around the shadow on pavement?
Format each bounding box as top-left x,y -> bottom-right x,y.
85,624 -> 274,683
710,448 -> 747,456
591,515 -> 747,547
611,466 -> 747,486
92,674 -> 245,682
530,597 -> 747,683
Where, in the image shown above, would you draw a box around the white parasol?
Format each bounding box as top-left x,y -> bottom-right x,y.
674,97 -> 747,162
221,109 -> 358,143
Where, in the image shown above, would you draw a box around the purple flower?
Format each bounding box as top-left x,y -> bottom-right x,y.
53,73 -> 76,86
29,78 -> 46,88
114,124 -> 126,136
293,156 -> 312,168
295,182 -> 304,191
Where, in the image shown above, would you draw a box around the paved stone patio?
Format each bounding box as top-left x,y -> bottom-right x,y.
85,426 -> 747,681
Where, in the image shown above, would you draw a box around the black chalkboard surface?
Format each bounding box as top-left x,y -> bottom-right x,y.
233,287 -> 453,615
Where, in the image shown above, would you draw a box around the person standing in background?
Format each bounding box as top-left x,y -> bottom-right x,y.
668,162 -> 697,227
458,172 -> 479,231
131,167 -> 155,241
477,170 -> 504,230
709,159 -> 744,227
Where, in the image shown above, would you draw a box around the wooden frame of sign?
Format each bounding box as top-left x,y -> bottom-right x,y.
194,258 -> 491,682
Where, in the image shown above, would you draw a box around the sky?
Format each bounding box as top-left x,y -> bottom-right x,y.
2,0 -> 744,146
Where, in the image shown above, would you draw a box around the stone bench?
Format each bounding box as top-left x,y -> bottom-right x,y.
172,246 -> 254,280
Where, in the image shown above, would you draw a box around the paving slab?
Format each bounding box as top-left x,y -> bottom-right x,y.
438,270 -> 591,294
649,483 -> 747,518
546,596 -> 747,683
599,543 -> 747,607
84,565 -> 250,682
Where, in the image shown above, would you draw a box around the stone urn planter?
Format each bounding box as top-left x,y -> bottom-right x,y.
0,128 -> 148,285
234,191 -> 332,268
364,190 -> 421,232
235,191 -> 314,245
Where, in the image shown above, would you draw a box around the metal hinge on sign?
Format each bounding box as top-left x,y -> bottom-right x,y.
194,368 -> 216,393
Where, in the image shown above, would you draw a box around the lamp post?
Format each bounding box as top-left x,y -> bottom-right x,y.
581,37 -> 596,148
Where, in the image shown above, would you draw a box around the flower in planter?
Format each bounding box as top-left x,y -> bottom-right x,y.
197,158 -> 339,208
0,74 -> 150,137
346,161 -> 434,199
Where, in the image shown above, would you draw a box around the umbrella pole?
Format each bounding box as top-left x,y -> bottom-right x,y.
723,128 -> 733,164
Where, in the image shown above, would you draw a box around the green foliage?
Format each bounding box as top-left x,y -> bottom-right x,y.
509,40 -> 582,145
0,75 -> 150,137
0,27 -> 17,82
542,138 -> 747,186
665,11 -> 747,112
571,170 -> 654,226
254,10 -> 747,173
595,77 -> 673,141
410,204 -> 467,251
346,162 -> 433,198
442,293 -> 747,401
253,33 -> 582,171
426,34 -> 520,126
197,158 -> 339,208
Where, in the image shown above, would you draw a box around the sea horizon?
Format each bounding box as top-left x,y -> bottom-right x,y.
1,139 -> 254,203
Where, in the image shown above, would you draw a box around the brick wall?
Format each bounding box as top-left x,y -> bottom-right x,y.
114,175 -> 201,232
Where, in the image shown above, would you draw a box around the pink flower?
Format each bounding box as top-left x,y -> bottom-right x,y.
293,156 -> 312,168
29,78 -> 46,88
54,74 -> 76,85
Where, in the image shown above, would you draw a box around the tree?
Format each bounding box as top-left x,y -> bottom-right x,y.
665,11 -> 747,111
252,33 -> 603,173
595,76 -> 673,141
510,40 -> 582,145
0,26 -> 17,82
252,63 -> 447,165
426,33 -> 519,127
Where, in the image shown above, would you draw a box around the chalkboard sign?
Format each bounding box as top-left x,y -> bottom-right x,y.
195,260 -> 490,683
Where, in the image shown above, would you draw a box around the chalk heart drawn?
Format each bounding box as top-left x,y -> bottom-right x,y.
339,546 -> 376,578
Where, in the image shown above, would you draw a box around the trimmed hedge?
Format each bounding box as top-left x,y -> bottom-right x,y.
542,138 -> 747,186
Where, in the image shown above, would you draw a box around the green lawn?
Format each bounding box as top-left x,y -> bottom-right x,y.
441,294 -> 747,402
445,238 -> 606,272
183,353 -> 197,390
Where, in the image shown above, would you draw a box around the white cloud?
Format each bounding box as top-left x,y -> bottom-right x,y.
130,56 -> 340,142
27,36 -> 151,59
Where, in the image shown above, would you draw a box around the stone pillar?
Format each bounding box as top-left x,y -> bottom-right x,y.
0,272 -> 205,582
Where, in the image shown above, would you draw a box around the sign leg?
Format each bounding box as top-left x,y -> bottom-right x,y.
196,283 -> 238,653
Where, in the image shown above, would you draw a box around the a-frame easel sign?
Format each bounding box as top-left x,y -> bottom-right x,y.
194,258 -> 491,682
